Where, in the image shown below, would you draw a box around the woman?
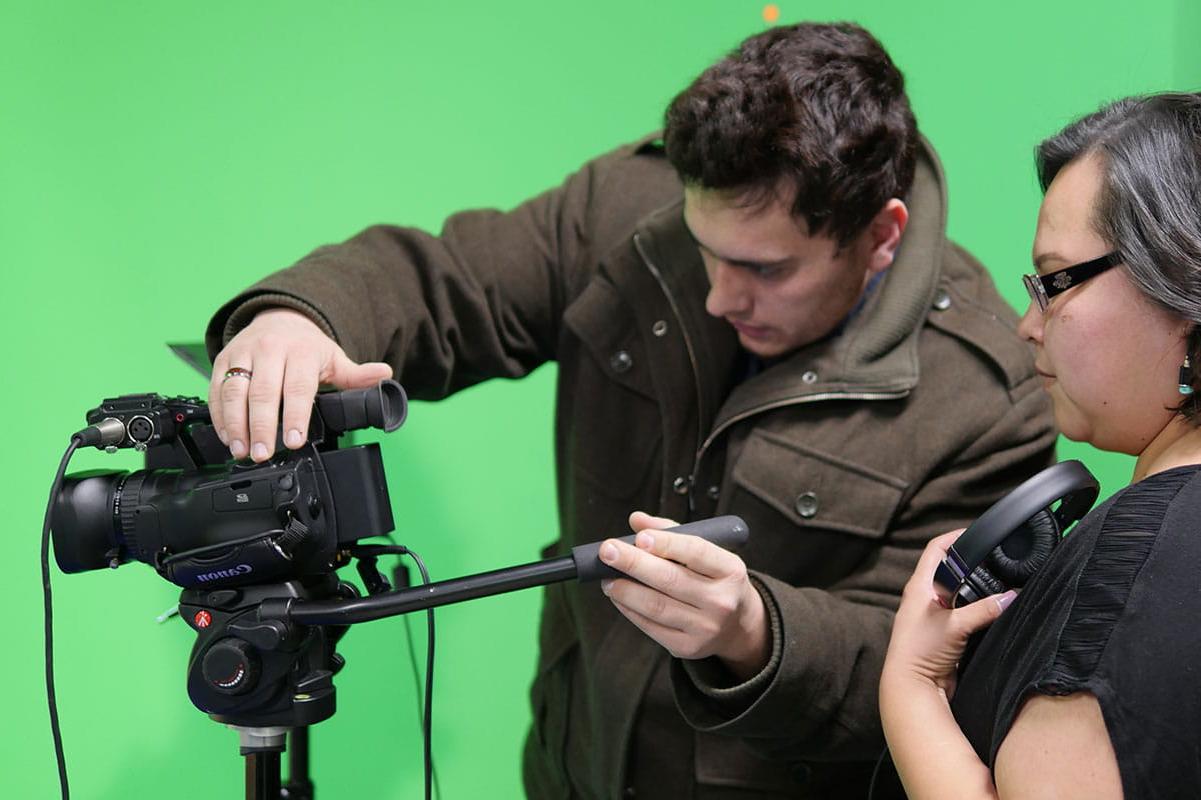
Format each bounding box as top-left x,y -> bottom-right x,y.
880,93 -> 1201,798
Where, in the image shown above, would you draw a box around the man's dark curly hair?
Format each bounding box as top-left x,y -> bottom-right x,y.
664,22 -> 918,247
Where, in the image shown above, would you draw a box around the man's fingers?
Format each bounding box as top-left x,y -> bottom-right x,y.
326,351 -> 393,389
219,359 -> 255,459
247,356 -> 286,461
629,510 -> 679,533
599,539 -> 710,607
605,594 -> 697,659
281,355 -> 321,448
632,528 -> 743,581
208,352 -> 230,442
603,578 -> 694,633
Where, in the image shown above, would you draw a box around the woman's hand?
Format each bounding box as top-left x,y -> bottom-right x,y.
882,530 -> 1016,700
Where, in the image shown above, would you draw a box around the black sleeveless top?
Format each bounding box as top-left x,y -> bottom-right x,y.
951,464 -> 1201,798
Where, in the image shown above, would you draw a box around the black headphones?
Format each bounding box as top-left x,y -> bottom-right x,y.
933,460 -> 1100,607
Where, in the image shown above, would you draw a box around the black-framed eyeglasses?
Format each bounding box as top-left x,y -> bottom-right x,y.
1022,251 -> 1123,312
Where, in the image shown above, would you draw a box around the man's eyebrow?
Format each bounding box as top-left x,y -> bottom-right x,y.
683,222 -> 792,270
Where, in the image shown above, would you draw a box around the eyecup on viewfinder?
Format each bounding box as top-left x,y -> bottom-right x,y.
316,380 -> 407,434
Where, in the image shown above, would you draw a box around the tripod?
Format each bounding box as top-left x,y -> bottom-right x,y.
181,516 -> 747,799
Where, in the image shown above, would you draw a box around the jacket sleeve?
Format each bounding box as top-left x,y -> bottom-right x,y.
671,353 -> 1058,762
205,142 -> 661,400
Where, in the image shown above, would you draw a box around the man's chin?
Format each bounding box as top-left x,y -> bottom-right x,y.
738,334 -> 784,359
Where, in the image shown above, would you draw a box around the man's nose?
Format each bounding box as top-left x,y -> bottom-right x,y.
705,263 -> 751,318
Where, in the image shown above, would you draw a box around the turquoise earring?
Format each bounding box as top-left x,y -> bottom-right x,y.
1179,355 -> 1194,396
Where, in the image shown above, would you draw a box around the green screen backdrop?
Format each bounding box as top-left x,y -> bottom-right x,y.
4,2 -> 1196,797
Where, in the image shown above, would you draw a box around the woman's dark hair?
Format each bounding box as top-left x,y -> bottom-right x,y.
663,22 -> 917,247
1037,93 -> 1201,423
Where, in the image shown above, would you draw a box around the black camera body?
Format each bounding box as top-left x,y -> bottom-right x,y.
53,383 -> 405,591
52,381 -> 408,731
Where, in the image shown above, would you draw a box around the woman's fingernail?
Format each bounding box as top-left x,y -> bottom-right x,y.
251,442 -> 268,461
217,428 -> 228,445
600,542 -> 617,563
600,579 -> 613,595
230,440 -> 247,458
285,429 -> 303,448
995,590 -> 1018,612
636,531 -> 655,549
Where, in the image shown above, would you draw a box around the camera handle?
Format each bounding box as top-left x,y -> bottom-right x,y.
203,515 -> 747,800
261,515 -> 749,625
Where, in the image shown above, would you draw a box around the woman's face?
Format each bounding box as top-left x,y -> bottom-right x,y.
1018,154 -> 1187,455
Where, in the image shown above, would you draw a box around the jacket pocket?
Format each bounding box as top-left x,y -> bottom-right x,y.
561,275 -> 662,499
731,428 -> 907,538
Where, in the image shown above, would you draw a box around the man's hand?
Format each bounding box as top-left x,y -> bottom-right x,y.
208,308 -> 393,462
598,511 -> 770,681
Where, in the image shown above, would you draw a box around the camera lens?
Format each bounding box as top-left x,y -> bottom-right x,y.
52,470 -> 129,572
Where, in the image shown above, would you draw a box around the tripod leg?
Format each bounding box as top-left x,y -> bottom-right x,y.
283,727 -> 314,800
246,751 -> 282,800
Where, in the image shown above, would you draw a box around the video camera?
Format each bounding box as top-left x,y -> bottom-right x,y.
50,382 -> 410,748
52,382 -> 406,589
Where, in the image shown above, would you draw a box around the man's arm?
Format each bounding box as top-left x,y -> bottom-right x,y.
669,376 -> 1057,762
204,138 -> 675,460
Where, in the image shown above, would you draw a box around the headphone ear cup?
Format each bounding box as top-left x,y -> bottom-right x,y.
984,508 -> 1061,590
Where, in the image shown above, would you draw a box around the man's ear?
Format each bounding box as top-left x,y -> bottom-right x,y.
864,199 -> 909,274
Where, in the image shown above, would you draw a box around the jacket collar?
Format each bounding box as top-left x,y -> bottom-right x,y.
631,136 -> 949,434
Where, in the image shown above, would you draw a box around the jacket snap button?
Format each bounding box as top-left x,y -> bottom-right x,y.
672,476 -> 690,495
795,492 -> 819,518
651,320 -> 668,337
933,288 -> 952,311
610,350 -> 633,373
707,485 -> 720,500
801,370 -> 818,384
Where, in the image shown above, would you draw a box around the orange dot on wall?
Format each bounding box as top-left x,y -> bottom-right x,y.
762,4 -> 780,23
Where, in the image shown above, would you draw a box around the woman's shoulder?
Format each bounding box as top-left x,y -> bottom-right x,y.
1038,463 -> 1201,687
1057,462 -> 1201,571
1103,462 -> 1201,526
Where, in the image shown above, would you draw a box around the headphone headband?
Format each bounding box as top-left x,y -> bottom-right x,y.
934,460 -> 1099,604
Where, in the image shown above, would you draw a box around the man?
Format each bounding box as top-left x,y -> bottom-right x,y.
206,22 -> 1055,798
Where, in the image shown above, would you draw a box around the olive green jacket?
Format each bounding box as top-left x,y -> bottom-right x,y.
208,135 -> 1056,798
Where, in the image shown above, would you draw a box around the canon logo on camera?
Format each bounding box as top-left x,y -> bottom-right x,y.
195,564 -> 254,583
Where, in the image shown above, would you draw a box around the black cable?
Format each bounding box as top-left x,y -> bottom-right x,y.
159,529 -> 282,565
357,543 -> 438,800
400,577 -> 442,800
43,438 -> 80,800
404,547 -> 435,800
867,744 -> 902,800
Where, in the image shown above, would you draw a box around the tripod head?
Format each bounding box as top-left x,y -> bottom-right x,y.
179,576 -> 354,734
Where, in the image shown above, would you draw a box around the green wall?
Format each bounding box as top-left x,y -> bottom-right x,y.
3,2 -> 1193,797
